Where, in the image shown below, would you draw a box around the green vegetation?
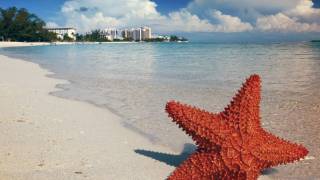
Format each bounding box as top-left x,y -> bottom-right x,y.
145,35 -> 188,42
169,35 -> 188,42
76,29 -> 111,42
147,37 -> 188,42
123,37 -> 133,41
0,7 -> 57,42
311,40 -> 320,42
63,33 -> 74,42
144,38 -> 167,42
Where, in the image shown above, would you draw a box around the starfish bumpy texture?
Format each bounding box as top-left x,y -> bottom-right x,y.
166,74 -> 308,180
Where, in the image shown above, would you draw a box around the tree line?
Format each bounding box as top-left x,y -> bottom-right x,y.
75,30 -> 111,42
0,7 -> 58,42
0,7 -> 113,42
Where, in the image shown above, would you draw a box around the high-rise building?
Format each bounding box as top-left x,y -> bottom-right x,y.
128,29 -> 135,40
121,29 -> 129,39
141,27 -> 152,40
133,28 -> 142,41
103,26 -> 152,41
103,28 -> 119,40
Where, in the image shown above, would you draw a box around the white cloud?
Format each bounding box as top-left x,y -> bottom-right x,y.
61,0 -> 163,32
286,0 -> 320,23
187,0 -> 320,33
57,0 -> 320,33
59,0 -> 254,33
154,10 -> 215,32
210,10 -> 253,32
256,13 -> 320,32
154,10 -> 252,33
256,0 -> 320,32
186,0 -> 302,23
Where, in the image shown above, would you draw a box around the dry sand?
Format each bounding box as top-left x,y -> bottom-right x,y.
0,54 -> 177,179
0,42 -> 50,48
0,41 -> 134,48
0,43 -> 272,179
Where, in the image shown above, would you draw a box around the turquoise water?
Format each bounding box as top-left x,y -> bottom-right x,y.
1,42 -> 320,178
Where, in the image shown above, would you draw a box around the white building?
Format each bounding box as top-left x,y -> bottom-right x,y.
100,26 -> 152,41
127,29 -> 135,40
121,29 -> 133,39
141,27 -> 152,40
133,28 -> 142,41
121,29 -> 129,39
103,28 -> 121,41
46,28 -> 76,40
131,27 -> 152,41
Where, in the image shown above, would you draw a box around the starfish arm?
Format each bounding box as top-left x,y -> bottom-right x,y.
166,101 -> 232,147
221,74 -> 261,134
167,152 -> 225,180
250,131 -> 308,168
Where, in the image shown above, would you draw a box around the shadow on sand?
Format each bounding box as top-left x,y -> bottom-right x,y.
134,143 -> 196,167
261,168 -> 278,175
134,143 -> 278,175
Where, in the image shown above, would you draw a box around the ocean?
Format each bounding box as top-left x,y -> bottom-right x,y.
1,42 -> 320,177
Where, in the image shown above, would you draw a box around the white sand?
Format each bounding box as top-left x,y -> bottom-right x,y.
0,44 -> 271,179
0,42 -> 50,48
0,54 -> 176,179
0,41 -> 135,48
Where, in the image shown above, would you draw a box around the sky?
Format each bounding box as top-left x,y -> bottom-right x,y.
1,0 -> 320,42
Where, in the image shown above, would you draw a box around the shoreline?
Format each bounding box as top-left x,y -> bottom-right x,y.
0,42 -> 51,48
0,41 -> 185,48
0,53 -> 176,179
0,44 -> 272,179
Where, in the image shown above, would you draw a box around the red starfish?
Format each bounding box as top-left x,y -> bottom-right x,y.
166,74 -> 308,180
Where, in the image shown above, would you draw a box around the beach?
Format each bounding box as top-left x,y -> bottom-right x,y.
0,42 -> 50,48
0,41 -> 317,179
0,51 -> 178,179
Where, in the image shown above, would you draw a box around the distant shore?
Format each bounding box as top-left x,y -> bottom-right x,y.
0,40 -> 187,48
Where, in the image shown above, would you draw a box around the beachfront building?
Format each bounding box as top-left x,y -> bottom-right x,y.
127,29 -> 134,40
133,28 -> 142,41
124,27 -> 152,41
46,27 -> 76,40
121,29 -> 129,39
141,27 -> 152,40
102,28 -> 121,41
99,26 -> 152,41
